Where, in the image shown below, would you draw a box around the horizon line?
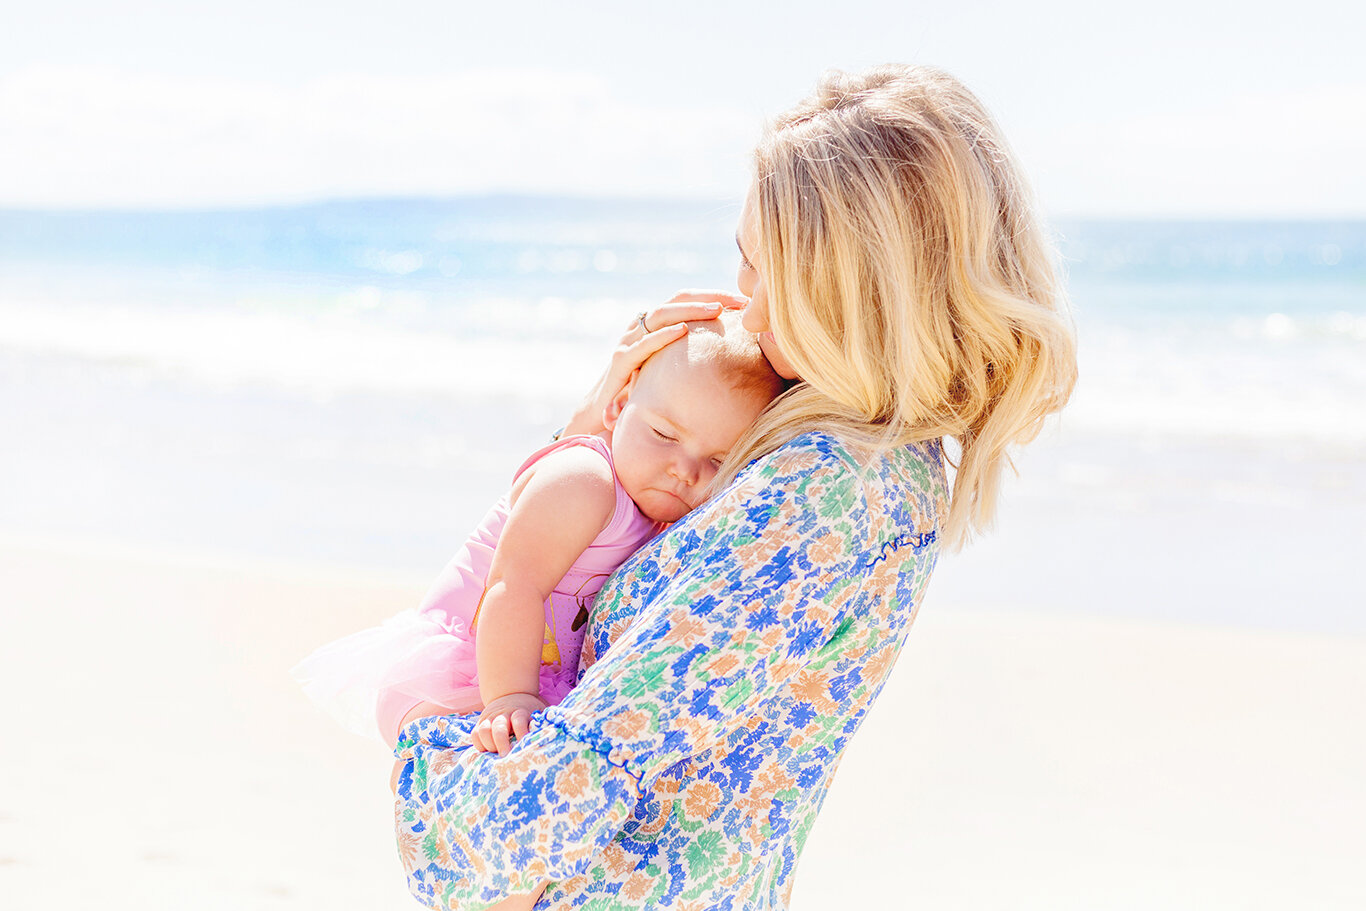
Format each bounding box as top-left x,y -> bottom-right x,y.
1,193 -> 1364,223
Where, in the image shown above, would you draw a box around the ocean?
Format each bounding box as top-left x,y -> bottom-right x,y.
2,198 -> 1362,631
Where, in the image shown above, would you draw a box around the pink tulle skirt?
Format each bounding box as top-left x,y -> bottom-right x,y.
291,609 -> 575,746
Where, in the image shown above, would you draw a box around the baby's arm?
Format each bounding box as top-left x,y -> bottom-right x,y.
470,444 -> 618,755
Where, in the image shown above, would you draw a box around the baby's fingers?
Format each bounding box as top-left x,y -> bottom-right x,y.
469,718 -> 494,752
510,708 -> 532,741
490,715 -> 514,756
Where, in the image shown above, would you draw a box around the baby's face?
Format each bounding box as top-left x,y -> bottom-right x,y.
606,351 -> 769,524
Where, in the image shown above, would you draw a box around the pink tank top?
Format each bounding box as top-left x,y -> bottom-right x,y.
373,434 -> 660,743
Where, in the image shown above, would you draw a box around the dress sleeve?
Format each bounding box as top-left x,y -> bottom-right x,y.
394,440 -> 881,910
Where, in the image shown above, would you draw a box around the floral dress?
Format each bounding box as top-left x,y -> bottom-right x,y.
393,432 -> 947,910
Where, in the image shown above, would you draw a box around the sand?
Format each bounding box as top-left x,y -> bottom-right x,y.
1,534 -> 1362,910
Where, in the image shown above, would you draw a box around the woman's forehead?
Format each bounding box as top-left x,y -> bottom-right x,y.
737,194 -> 760,250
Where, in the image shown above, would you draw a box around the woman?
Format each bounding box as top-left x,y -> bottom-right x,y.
393,64 -> 1076,910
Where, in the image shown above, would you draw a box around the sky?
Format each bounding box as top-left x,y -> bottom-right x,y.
1,0 -> 1363,216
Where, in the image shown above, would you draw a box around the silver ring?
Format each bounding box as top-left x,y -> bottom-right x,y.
636,311 -> 651,332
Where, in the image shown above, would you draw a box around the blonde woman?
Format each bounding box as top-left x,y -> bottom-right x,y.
393,64 -> 1076,910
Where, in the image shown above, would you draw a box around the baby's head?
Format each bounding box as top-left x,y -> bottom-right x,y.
604,310 -> 786,523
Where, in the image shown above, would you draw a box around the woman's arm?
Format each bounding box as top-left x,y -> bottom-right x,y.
394,437 -> 923,910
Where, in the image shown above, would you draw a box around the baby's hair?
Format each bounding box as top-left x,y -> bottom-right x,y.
649,309 -> 786,403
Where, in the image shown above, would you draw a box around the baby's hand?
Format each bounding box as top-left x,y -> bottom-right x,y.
470,692 -> 546,756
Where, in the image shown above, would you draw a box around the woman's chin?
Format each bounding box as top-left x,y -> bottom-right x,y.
758,332 -> 800,381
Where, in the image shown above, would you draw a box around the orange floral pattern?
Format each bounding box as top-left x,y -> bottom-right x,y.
394,433 -> 946,909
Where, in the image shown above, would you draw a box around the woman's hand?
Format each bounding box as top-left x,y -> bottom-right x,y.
470,692 -> 548,756
563,291 -> 749,437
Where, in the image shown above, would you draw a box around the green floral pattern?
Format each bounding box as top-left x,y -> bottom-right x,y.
394,433 -> 946,909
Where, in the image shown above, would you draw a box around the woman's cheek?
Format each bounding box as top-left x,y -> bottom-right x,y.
737,266 -> 755,298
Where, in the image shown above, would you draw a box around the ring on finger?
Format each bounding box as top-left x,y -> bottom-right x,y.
635,311 -> 651,332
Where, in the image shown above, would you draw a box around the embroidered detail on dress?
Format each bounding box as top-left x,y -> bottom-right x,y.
537,709 -> 648,798
392,435 -> 950,910
865,530 -> 937,568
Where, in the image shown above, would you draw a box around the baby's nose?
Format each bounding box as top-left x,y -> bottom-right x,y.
670,457 -> 702,485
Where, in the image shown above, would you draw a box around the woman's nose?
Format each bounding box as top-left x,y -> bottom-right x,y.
740,299 -> 766,334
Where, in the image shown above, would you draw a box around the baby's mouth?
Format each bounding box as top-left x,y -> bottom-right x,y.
662,488 -> 692,508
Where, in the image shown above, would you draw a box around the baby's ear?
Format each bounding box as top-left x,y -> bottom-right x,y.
603,370 -> 638,430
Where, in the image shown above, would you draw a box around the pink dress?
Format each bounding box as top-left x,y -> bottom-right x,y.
293,435 -> 660,746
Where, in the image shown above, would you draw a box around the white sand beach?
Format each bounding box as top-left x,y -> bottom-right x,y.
2,533 -> 1361,910
4,6 -> 1366,904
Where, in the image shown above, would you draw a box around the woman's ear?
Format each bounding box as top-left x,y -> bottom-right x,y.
602,370 -> 638,430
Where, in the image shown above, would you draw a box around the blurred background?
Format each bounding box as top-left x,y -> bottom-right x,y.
1,2 -> 1362,909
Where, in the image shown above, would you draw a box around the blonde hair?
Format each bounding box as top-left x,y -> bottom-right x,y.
716,64 -> 1077,551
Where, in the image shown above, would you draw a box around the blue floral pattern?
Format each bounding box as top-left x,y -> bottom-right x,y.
394,432 -> 947,909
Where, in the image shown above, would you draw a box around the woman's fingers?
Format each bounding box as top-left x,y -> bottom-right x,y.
621,322 -> 688,365
563,323 -> 684,437
632,297 -> 736,333
631,291 -> 748,336
664,289 -> 749,309
564,293 -> 746,438
637,301 -> 721,332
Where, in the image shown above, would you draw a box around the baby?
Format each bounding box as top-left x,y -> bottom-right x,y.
294,311 -> 784,756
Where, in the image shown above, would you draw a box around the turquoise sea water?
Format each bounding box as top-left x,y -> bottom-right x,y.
2,198 -> 1363,630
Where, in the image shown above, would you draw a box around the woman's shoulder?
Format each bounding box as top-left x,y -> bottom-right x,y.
744,431 -> 947,506
748,428 -> 940,465
709,430 -> 947,552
